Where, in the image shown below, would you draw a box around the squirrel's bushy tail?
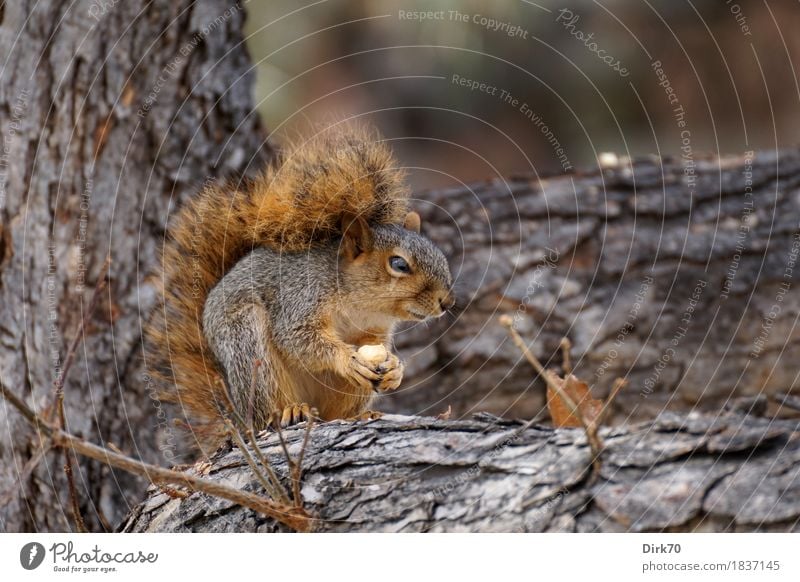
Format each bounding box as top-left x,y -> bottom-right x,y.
145,124 -> 409,451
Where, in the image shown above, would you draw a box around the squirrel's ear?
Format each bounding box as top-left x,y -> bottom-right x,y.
404,211 -> 421,233
341,213 -> 374,260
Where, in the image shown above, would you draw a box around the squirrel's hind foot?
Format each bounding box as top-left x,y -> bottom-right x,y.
273,403 -> 317,428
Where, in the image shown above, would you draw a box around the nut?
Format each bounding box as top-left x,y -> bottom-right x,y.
357,344 -> 388,366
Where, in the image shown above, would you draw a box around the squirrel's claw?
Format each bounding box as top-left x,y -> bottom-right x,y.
373,353 -> 404,393
348,350 -> 384,390
347,348 -> 405,393
277,403 -> 313,427
374,363 -> 403,393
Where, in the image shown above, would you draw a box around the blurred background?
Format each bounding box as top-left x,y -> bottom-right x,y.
243,0 -> 800,191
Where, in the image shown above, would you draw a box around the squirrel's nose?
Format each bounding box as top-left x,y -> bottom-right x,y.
439,291 -> 456,313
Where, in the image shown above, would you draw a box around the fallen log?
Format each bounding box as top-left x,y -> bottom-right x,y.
388,149 -> 800,421
120,412 -> 800,533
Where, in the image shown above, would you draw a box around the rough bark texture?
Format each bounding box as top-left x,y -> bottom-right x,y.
120,412 -> 800,532
0,1 -> 272,532
385,150 -> 800,422
2,0 -> 798,535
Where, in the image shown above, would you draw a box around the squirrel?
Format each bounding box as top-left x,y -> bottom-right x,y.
145,124 -> 455,455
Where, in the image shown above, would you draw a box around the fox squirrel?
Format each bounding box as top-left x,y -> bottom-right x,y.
145,124 -> 454,454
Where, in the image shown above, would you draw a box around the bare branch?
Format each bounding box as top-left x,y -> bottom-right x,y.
595,377 -> 627,428
0,380 -> 313,532
224,419 -> 287,504
271,415 -> 302,508
215,366 -> 291,504
0,444 -> 51,509
501,316 -> 611,478
292,411 -> 316,509
58,399 -> 87,532
247,359 -> 262,432
499,316 -> 586,428
560,337 -> 573,375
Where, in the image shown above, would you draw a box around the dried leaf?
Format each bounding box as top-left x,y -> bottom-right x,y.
546,373 -> 602,428
159,485 -> 189,499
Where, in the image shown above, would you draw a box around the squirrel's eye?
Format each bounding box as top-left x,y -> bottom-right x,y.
389,255 -> 411,274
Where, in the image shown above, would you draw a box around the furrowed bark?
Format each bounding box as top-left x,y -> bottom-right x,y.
386,150 -> 800,422
121,413 -> 800,533
2,0 -> 798,534
0,0 -> 273,532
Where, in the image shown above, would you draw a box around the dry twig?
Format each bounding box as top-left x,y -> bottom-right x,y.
42,255 -> 110,531
0,444 -> 50,508
224,419 -> 287,504
499,316 -> 586,425
500,316 -> 627,479
265,410 -> 319,508
217,366 -> 290,505
560,337 -> 573,375
246,359 -> 262,431
0,380 -> 313,531
292,413 -> 316,509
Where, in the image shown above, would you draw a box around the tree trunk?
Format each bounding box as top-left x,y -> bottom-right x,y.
0,0 -> 272,532
386,150 -> 800,422
120,412 -> 800,532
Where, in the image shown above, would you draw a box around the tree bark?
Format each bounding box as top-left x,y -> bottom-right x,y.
2,0 -> 798,534
386,150 -> 800,422
0,0 -> 272,532
120,412 -> 800,532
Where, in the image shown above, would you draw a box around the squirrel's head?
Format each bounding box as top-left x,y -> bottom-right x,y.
337,212 -> 455,322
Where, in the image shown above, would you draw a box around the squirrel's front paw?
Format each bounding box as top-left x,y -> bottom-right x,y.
346,345 -> 404,392
346,348 -> 385,391
373,352 -> 403,393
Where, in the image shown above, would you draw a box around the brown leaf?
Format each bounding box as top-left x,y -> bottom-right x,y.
158,485 -> 189,499
546,373 -> 602,428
